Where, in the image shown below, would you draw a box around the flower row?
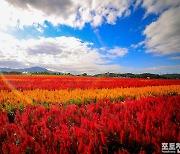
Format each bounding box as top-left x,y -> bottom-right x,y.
0,85 -> 179,112
1,75 -> 180,90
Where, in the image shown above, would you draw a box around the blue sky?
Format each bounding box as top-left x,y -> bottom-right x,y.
0,0 -> 180,74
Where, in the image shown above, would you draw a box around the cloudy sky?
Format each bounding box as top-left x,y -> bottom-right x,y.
0,0 -> 180,74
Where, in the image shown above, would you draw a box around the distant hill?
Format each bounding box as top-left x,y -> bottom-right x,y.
0,67 -> 179,79
0,67 -> 52,73
94,73 -> 180,79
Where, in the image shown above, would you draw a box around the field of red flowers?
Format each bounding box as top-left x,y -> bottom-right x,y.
1,75 -> 180,90
0,75 -> 180,154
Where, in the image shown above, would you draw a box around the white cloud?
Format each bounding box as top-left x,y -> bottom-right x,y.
0,31 -> 178,74
131,41 -> 145,49
143,65 -> 180,72
1,0 -> 179,30
134,0 -> 180,57
0,0 -> 133,30
169,56 -> 180,60
0,0 -> 48,31
0,31 -> 123,74
108,47 -> 128,57
135,0 -> 180,15
5,0 -> 74,18
143,6 -> 180,55
124,65 -> 180,74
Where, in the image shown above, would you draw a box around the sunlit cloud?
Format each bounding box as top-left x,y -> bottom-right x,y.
0,31 -> 126,74
143,6 -> 180,55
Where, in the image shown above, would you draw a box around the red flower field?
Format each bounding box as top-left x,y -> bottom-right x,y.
0,75 -> 180,90
0,75 -> 179,153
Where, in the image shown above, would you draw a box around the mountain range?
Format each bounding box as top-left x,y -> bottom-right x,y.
0,67 -> 179,79
0,67 -> 52,73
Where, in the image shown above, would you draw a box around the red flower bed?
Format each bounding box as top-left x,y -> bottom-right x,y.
0,75 -> 180,90
0,95 -> 179,153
